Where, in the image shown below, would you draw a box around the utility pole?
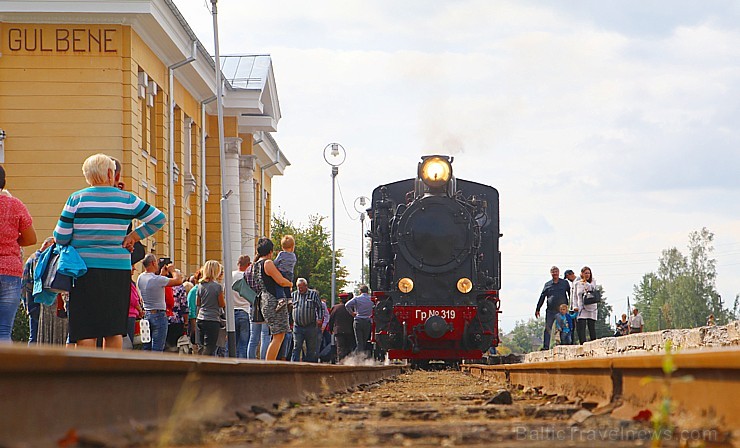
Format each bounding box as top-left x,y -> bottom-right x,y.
211,0 -> 236,357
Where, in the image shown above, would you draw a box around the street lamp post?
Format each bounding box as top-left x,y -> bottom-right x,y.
210,0 -> 236,357
323,143 -> 346,307
354,196 -> 370,286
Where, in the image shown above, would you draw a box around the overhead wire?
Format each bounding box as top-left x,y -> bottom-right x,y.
335,178 -> 360,221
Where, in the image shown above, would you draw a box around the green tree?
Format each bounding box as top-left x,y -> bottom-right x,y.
594,285 -> 614,338
688,228 -> 730,324
271,213 -> 349,300
502,318 -> 543,353
633,272 -> 663,331
633,228 -> 729,330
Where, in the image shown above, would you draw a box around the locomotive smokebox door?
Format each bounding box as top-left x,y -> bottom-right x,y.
396,196 -> 472,274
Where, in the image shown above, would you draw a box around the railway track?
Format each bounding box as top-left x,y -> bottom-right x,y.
1,346 -> 737,447
199,366 -> 732,447
0,345 -> 400,447
465,346 -> 740,434
195,349 -> 737,447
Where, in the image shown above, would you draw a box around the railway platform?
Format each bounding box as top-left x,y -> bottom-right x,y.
0,345 -> 401,446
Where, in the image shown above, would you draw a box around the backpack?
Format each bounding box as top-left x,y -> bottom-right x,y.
232,271 -> 257,305
247,261 -> 265,294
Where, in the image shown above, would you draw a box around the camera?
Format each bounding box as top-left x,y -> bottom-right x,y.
158,257 -> 172,271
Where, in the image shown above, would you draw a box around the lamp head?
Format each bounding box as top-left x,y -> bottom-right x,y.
323,142 -> 346,167
354,195 -> 370,214
418,155 -> 453,190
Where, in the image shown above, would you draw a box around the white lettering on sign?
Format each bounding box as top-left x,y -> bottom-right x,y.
415,309 -> 457,321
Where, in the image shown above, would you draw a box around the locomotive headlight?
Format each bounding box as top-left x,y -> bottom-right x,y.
398,277 -> 414,293
420,156 -> 452,188
457,277 -> 473,294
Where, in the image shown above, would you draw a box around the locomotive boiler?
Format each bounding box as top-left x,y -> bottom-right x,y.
368,155 -> 501,362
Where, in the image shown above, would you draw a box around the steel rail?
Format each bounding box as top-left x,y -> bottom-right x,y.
463,347 -> 740,432
0,345 -> 401,445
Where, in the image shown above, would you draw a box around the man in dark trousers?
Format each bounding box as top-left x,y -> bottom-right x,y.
345,285 -> 374,358
290,278 -> 324,362
329,292 -> 356,362
535,266 -> 570,350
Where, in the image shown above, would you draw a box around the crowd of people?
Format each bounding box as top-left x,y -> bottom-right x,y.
0,155 -> 375,364
536,265 -> 646,350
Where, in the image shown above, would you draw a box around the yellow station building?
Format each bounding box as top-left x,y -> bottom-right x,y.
0,0 -> 289,273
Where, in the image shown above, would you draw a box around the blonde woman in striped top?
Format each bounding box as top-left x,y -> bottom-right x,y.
53,154 -> 165,349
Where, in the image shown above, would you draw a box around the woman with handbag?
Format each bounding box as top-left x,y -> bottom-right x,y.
246,258 -> 271,360
0,165 -> 37,341
53,154 -> 165,349
573,266 -> 598,344
249,237 -> 293,360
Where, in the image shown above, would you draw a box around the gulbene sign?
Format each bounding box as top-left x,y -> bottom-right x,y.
5,25 -> 119,54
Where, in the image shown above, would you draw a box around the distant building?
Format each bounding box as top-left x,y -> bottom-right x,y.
0,1 -> 289,272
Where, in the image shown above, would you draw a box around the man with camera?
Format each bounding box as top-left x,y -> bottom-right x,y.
137,254 -> 183,351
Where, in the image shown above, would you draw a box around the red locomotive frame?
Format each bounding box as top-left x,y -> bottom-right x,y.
373,293 -> 500,361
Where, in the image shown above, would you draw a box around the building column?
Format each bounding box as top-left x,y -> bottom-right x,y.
239,155 -> 258,257
224,137 -> 243,265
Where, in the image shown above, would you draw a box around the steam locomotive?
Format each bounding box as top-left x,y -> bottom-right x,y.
368,155 -> 501,362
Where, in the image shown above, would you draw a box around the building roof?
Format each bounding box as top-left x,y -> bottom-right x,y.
221,54 -> 271,91
220,55 -> 282,134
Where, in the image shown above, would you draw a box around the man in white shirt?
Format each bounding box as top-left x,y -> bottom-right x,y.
563,269 -> 578,344
563,269 -> 577,308
232,255 -> 252,358
629,308 -> 645,334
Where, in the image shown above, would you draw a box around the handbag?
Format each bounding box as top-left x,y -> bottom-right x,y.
42,246 -> 72,294
176,334 -> 193,354
251,292 -> 266,323
232,275 -> 257,305
248,260 -> 267,323
583,288 -> 601,305
139,318 -> 151,344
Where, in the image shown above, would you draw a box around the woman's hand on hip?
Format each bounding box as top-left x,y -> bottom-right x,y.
122,232 -> 141,252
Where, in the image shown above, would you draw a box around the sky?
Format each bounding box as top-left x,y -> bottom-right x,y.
174,0 -> 740,332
